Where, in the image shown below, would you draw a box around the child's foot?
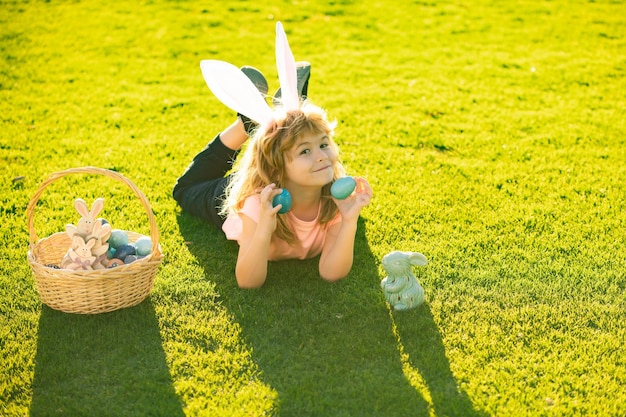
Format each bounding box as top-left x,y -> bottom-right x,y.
273,61 -> 311,107
238,66 -> 269,135
240,66 -> 269,96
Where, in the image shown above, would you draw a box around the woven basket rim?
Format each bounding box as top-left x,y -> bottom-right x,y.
28,230 -> 163,276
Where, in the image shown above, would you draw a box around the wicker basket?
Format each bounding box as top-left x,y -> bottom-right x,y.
27,166 -> 163,314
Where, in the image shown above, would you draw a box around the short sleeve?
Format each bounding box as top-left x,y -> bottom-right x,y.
326,211 -> 342,228
221,195 -> 261,241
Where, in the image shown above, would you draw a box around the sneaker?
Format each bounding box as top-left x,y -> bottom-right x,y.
240,66 -> 269,96
239,66 -> 269,135
273,61 -> 311,107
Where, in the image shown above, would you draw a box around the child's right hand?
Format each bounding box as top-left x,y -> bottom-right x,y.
257,183 -> 283,236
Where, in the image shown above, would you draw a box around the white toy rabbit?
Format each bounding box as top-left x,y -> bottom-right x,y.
380,251 -> 428,311
86,220 -> 112,270
60,197 -> 110,270
65,198 -> 105,239
61,235 -> 96,270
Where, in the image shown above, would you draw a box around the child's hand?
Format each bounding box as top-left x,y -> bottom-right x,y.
333,177 -> 372,222
257,183 -> 283,236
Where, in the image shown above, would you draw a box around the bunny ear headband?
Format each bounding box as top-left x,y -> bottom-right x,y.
199,22 -> 299,131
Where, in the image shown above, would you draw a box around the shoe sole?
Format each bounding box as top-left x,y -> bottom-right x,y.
273,61 -> 311,106
240,66 -> 269,96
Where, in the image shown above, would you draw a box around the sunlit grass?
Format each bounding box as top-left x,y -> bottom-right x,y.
1,0 -> 625,416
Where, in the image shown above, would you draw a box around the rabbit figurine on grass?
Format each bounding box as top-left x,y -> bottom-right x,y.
380,251 -> 428,311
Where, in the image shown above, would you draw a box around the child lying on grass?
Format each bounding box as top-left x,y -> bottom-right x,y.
173,23 -> 372,288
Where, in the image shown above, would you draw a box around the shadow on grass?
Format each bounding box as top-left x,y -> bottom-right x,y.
392,304 -> 488,417
179,213 -> 486,416
30,300 -> 184,417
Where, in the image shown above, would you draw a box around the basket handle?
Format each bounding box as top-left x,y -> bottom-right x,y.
27,166 -> 160,255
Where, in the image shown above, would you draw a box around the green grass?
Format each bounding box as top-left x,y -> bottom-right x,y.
2,0 -> 626,415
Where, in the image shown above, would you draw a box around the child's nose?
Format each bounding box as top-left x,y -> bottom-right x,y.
315,149 -> 327,161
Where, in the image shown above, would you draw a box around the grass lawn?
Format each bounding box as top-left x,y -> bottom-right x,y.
1,0 -> 625,415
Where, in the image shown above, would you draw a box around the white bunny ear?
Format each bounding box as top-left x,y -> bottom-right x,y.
74,198 -> 89,217
72,235 -> 84,247
275,22 -> 299,111
90,198 -> 104,217
200,60 -> 275,128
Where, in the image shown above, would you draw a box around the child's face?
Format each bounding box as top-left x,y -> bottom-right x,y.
283,130 -> 337,190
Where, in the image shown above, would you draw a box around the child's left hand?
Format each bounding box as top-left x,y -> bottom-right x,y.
332,177 -> 372,222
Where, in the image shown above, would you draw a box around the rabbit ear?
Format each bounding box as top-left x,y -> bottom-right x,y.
72,235 -> 84,247
66,224 -> 78,237
74,198 -> 89,217
200,60 -> 275,128
275,22 -> 299,111
92,222 -> 111,238
99,223 -> 112,240
90,198 -> 104,217
408,252 -> 428,266
90,220 -> 101,234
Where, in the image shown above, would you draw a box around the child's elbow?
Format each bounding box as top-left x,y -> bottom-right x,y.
236,276 -> 266,289
320,271 -> 348,283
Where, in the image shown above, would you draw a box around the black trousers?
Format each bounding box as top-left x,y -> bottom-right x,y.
172,135 -> 239,228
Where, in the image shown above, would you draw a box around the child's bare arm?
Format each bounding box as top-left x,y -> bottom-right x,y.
319,177 -> 372,281
234,185 -> 282,288
319,220 -> 359,281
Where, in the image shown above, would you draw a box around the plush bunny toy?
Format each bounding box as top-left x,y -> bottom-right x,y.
380,251 -> 428,311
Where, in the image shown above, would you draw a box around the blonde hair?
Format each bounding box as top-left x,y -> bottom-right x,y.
221,102 -> 346,244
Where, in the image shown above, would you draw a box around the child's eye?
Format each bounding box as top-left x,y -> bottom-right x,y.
300,149 -> 310,155
320,143 -> 329,149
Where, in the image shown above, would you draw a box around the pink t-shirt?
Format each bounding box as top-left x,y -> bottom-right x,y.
222,195 -> 342,261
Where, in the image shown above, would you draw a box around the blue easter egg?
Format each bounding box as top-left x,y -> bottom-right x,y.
106,247 -> 116,259
134,236 -> 152,256
114,243 -> 136,260
272,188 -> 292,214
108,229 -> 129,249
124,255 -> 138,264
331,176 -> 356,200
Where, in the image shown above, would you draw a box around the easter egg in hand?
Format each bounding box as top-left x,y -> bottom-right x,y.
108,229 -> 129,249
134,236 -> 152,256
331,176 -> 356,200
272,188 -> 292,214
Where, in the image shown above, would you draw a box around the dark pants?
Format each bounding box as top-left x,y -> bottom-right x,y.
172,135 -> 239,228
